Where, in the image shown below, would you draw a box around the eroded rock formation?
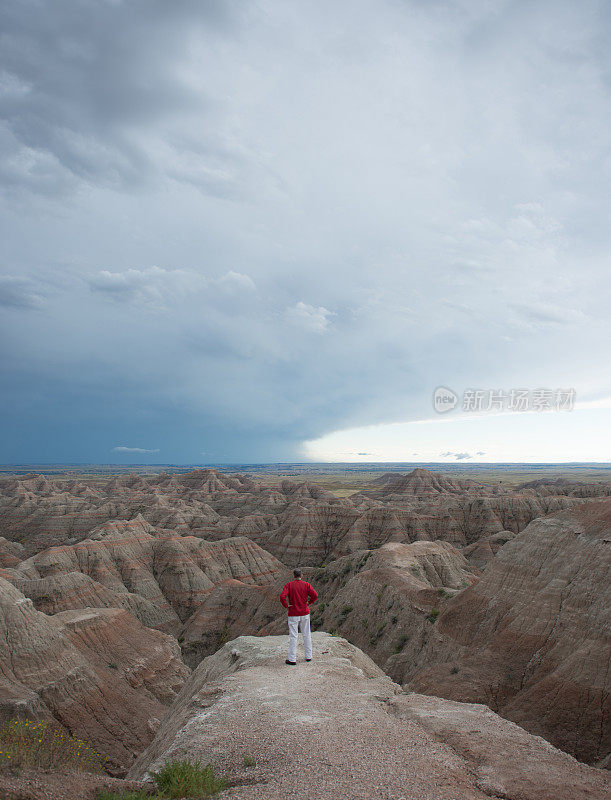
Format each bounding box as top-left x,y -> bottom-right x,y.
0,468 -> 587,566
128,634 -> 609,800
405,500 -> 611,767
310,541 -> 478,679
0,577 -> 189,771
3,518 -> 283,627
0,466 -> 609,777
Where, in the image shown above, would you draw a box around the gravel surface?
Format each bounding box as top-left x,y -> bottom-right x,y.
0,768 -> 148,800
131,634 -> 500,800
3,635 -> 607,800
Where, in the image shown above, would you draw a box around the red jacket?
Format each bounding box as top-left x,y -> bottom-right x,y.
280,579 -> 318,616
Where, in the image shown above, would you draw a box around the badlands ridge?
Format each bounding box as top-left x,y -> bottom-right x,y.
0,467 -> 608,798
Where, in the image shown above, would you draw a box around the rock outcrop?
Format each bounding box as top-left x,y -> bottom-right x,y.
179,579 -> 286,668
4,519 -> 284,627
406,500 -> 611,767
0,536 -> 25,566
128,634 -> 609,800
461,529 -> 516,569
516,478 -> 611,498
16,571 -> 173,630
0,468 -> 591,566
0,769 -> 153,800
174,542 -> 474,671
390,693 -> 609,800
368,467 -> 490,498
1,466 -> 609,777
57,607 -> 190,706
310,541 -> 478,679
0,577 -> 190,771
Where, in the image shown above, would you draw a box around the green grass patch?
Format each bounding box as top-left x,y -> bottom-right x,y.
153,760 -> 227,798
98,759 -> 228,799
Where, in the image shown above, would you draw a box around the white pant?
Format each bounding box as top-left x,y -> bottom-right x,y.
287,614 -> 312,662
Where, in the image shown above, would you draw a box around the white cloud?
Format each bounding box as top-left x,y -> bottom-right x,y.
285,302 -> 333,334
88,266 -> 206,308
509,302 -> 587,330
216,271 -> 256,292
111,445 -> 160,454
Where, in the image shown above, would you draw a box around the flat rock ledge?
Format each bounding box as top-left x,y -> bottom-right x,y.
128,633 -> 608,800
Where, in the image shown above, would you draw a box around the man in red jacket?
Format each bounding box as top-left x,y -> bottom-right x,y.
280,569 -> 318,665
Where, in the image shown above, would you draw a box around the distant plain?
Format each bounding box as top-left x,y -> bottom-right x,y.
2,462 -> 610,495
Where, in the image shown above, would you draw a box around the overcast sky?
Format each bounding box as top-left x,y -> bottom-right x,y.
1,0 -> 610,464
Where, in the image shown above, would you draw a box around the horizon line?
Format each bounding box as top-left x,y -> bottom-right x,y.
1,461 -> 611,467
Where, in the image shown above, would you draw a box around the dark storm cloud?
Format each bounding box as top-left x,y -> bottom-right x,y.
0,0 -> 610,463
0,0 -> 245,194
0,275 -> 44,309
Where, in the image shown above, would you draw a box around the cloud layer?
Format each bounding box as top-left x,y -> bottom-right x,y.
112,446 -> 160,455
1,0 -> 610,462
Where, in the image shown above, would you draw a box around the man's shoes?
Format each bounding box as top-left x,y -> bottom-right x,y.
305,658 -> 312,662
285,660 -> 296,665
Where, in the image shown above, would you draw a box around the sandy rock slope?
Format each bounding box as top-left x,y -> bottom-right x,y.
129,634 -> 609,800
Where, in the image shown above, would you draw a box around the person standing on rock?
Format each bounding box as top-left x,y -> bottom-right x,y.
280,569 -> 318,665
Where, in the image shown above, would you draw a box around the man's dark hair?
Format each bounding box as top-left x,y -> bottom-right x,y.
293,568 -> 302,578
